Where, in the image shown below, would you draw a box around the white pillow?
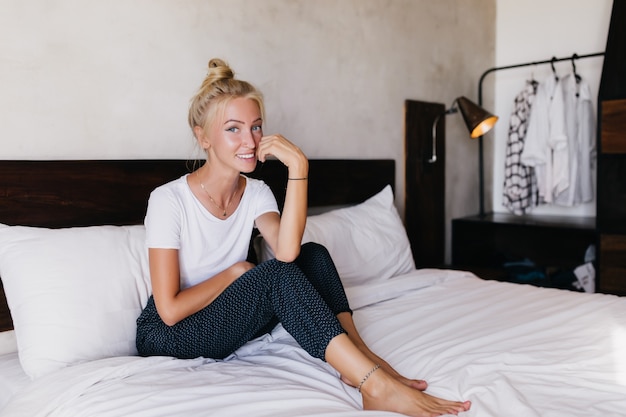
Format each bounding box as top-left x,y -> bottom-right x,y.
0,330 -> 17,356
262,185 -> 415,287
0,224 -> 150,379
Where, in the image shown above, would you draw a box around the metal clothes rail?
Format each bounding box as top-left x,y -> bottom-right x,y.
478,52 -> 606,105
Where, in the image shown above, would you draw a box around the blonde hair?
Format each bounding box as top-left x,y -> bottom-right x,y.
188,58 -> 265,136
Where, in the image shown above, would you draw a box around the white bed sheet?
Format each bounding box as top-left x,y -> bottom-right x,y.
2,269 -> 625,417
0,351 -> 29,410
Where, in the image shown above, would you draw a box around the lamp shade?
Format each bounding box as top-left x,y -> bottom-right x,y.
456,96 -> 499,139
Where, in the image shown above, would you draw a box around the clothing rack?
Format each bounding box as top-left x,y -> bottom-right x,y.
474,51 -> 605,217
478,51 -> 605,106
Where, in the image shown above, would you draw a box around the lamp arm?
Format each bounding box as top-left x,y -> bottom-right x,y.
428,113 -> 442,163
428,106 -> 458,164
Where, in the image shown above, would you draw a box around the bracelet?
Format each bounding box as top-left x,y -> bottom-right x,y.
287,177 -> 308,181
357,364 -> 380,393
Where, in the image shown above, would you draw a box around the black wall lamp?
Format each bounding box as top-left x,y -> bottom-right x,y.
428,96 -> 498,217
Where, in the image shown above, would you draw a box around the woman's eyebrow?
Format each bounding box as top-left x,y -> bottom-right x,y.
223,117 -> 263,125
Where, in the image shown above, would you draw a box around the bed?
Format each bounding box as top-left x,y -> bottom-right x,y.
1,159 -> 625,417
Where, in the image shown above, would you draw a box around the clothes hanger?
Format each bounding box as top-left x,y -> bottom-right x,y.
529,65 -> 538,88
571,53 -> 581,97
571,53 -> 581,83
550,56 -> 559,81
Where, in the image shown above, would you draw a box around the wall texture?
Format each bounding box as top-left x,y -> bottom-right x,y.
0,0 -> 496,262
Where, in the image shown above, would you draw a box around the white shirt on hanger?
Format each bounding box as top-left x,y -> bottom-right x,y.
521,75 -> 568,203
555,73 -> 595,206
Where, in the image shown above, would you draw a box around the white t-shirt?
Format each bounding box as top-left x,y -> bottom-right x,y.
145,175 -> 279,289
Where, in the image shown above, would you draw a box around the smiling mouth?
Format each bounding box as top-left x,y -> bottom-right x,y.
237,153 -> 255,160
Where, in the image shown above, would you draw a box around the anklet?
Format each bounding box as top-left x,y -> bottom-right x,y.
357,364 -> 380,393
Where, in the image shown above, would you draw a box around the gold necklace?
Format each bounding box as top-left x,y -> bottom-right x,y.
198,175 -> 239,217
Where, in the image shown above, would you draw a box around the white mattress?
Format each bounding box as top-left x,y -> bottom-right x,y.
2,269 -> 625,417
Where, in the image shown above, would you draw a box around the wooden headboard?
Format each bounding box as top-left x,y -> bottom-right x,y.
0,158 -> 395,332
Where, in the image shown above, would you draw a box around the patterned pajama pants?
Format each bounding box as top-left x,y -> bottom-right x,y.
136,242 -> 351,361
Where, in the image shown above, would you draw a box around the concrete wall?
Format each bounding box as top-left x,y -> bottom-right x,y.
0,0 -> 497,262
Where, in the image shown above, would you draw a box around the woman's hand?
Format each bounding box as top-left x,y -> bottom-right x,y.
257,134 -> 308,176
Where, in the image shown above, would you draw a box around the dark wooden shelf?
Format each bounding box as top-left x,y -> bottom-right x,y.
456,213 -> 595,231
452,213 -> 597,290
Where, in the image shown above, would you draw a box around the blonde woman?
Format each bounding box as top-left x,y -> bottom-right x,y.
136,59 -> 470,417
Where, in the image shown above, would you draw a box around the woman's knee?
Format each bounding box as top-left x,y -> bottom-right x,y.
250,258 -> 306,288
239,259 -> 284,287
300,241 -> 332,261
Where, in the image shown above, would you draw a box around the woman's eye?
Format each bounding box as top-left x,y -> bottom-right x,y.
226,126 -> 238,133
252,125 -> 262,132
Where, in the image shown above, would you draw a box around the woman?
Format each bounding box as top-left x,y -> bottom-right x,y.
136,58 -> 471,417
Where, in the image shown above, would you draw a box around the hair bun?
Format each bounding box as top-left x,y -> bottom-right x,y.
208,58 -> 227,69
206,58 -> 234,82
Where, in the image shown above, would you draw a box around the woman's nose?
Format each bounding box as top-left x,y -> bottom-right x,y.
243,130 -> 257,148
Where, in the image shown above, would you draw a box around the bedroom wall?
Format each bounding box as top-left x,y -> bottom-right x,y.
490,0 -> 613,217
0,0 -> 496,263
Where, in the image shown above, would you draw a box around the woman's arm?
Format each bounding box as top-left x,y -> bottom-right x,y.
149,248 -> 254,326
255,134 -> 309,262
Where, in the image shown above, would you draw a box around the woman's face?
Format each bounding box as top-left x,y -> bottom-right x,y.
201,97 -> 263,174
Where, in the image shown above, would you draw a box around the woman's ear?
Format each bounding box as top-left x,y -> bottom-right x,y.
194,126 -> 210,151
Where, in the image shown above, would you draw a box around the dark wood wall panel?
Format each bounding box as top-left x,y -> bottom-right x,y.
601,99 -> 626,153
596,1 -> 626,295
599,0 -> 626,101
404,100 -> 445,267
597,155 -> 626,234
599,234 -> 626,296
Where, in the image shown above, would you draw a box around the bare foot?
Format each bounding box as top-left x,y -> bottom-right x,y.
375,357 -> 428,391
360,368 -> 471,417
